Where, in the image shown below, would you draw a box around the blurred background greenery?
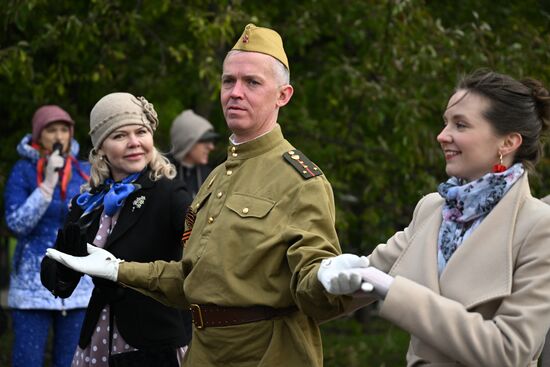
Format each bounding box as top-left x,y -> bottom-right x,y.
1,0 -> 550,365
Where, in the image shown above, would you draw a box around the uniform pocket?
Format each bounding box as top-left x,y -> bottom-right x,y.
225,193 -> 275,219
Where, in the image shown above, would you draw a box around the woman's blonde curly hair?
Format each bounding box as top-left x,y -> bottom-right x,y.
82,147 -> 176,191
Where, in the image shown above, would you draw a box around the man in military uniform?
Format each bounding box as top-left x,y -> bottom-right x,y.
46,24 -> 370,366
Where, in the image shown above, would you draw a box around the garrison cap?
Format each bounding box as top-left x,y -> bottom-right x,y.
231,23 -> 289,70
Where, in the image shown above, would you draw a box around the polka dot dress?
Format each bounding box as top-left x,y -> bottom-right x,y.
71,211 -> 137,366
71,306 -> 137,366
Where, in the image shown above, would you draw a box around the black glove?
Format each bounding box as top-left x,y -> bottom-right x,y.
40,224 -> 87,298
62,223 -> 88,257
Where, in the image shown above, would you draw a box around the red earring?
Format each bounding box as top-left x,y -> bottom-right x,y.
492,152 -> 506,173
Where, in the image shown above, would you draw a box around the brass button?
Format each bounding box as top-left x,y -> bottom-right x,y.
231,146 -> 236,153
217,192 -> 223,198
291,154 -> 300,160
232,153 -> 238,157
226,170 -> 233,176
208,217 -> 214,224
195,203 -> 200,209
242,207 -> 249,214
289,150 -> 295,155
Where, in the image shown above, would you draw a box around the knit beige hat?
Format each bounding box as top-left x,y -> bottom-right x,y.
231,24 -> 289,70
89,92 -> 159,149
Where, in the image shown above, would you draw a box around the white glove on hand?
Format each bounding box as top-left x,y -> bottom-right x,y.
317,254 -> 373,295
357,267 -> 395,299
46,244 -> 122,282
41,149 -> 64,197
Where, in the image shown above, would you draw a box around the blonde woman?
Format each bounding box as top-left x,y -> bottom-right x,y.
41,93 -> 192,366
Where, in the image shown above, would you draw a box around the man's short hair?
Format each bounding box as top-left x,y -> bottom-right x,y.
224,50 -> 290,86
272,58 -> 290,86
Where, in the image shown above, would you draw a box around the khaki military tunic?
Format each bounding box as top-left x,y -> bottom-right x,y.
119,125 -> 348,366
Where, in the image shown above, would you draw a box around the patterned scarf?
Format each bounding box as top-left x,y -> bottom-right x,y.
437,163 -> 524,266
77,172 -> 141,217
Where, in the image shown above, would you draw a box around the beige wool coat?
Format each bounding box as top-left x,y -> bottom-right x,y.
369,174 -> 550,367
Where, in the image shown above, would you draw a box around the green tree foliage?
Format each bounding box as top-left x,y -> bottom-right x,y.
1,0 -> 550,255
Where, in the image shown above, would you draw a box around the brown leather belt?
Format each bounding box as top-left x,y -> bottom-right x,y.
189,304 -> 297,329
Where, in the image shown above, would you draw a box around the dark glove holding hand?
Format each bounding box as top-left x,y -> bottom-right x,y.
41,223 -> 88,298
61,222 -> 88,257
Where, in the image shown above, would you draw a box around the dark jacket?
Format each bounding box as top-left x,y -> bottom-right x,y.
41,172 -> 192,349
166,153 -> 212,198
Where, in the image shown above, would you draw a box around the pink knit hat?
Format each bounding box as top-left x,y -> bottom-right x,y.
31,105 -> 75,143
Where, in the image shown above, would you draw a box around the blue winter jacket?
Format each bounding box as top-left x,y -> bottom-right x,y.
5,134 -> 93,310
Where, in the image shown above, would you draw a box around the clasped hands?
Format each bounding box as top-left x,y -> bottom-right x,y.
317,254 -> 394,298
46,244 -> 121,282
47,246 -> 392,295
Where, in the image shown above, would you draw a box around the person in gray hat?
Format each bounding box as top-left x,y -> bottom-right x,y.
41,92 -> 192,366
167,109 -> 219,198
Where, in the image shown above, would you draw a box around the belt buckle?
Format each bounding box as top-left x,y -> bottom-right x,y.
190,304 -> 204,329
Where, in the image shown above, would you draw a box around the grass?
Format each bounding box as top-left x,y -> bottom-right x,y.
322,315 -> 409,367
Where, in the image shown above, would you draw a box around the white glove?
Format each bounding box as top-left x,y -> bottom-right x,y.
357,267 -> 395,299
45,244 -> 122,282
40,149 -> 64,197
317,254 -> 373,295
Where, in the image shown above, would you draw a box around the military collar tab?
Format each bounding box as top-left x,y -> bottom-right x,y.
227,124 -> 284,160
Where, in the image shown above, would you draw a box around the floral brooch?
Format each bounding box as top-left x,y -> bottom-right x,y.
132,196 -> 146,212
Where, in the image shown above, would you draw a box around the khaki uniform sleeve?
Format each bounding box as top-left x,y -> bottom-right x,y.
284,178 -> 351,322
118,260 -> 189,309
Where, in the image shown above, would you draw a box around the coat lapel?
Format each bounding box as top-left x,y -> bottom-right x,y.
390,196 -> 443,294
104,174 -> 154,248
438,174 -> 528,309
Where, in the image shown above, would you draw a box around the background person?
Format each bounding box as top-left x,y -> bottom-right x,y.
5,105 -> 92,367
167,109 -> 219,198
44,24 -> 361,367
41,93 -> 192,366
319,70 -> 550,366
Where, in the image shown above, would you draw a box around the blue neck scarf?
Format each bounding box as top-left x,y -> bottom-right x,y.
77,172 -> 141,217
436,163 -> 524,265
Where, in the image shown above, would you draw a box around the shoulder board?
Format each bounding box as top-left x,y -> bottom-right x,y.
283,149 -> 323,179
